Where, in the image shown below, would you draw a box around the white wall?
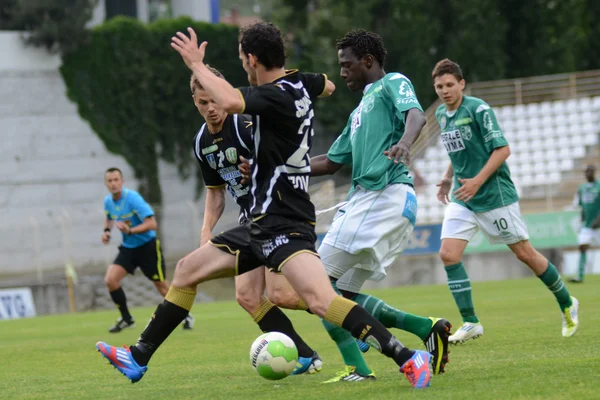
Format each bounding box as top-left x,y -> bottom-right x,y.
0,31 -> 240,277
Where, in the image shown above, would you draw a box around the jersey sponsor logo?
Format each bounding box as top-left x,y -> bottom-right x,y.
441,129 -> 465,153
294,89 -> 312,118
460,125 -> 473,141
483,111 -> 495,131
439,115 -> 447,130
206,153 -> 217,169
218,166 -> 241,181
201,144 -> 218,155
396,98 -> 419,105
260,234 -> 290,258
225,147 -> 238,164
398,81 -> 415,97
455,117 -> 472,126
484,131 -> 503,142
288,175 -> 309,191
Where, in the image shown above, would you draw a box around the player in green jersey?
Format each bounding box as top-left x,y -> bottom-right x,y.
309,30 -> 452,382
432,58 -> 579,341
572,165 -> 600,283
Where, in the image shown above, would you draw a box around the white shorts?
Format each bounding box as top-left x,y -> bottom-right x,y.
578,227 -> 600,246
441,202 -> 529,245
320,183 -> 416,284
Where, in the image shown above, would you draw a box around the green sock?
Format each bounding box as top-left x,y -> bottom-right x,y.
538,262 -> 572,311
445,262 -> 479,323
322,319 -> 372,376
578,251 -> 586,281
353,293 -> 432,340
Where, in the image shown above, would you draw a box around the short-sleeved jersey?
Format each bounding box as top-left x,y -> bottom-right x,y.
193,114 -> 253,219
104,188 -> 156,248
327,73 -> 423,195
577,181 -> 600,228
435,95 -> 519,212
237,70 -> 326,222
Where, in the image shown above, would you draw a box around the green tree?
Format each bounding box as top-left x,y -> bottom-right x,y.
61,17 -> 246,203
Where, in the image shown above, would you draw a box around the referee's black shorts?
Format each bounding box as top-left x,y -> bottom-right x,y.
114,238 -> 166,281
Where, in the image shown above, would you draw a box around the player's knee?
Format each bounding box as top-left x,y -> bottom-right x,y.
513,244 -> 536,265
172,257 -> 195,287
104,276 -> 120,291
236,289 -> 261,313
266,286 -> 297,309
439,247 -> 460,265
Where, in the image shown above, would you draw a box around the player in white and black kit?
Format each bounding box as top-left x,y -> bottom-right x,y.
191,68 -> 322,374
97,22 -> 433,389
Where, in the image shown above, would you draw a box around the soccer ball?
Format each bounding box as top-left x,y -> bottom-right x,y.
249,332 -> 298,380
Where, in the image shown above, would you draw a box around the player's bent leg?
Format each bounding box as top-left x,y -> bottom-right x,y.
235,267 -> 266,315
508,240 -> 578,336
96,244 -> 237,383
281,253 -> 432,389
105,264 -> 135,333
265,270 -> 307,310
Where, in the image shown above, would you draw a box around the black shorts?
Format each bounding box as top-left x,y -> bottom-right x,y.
209,214 -> 319,274
114,238 -> 166,282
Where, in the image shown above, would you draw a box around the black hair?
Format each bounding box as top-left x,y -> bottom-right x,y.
105,167 -> 122,177
336,29 -> 387,67
239,22 -> 286,70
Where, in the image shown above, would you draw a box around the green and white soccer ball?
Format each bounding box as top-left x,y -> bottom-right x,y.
249,332 -> 298,380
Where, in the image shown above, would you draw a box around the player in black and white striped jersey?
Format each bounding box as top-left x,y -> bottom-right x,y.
191,68 -> 322,374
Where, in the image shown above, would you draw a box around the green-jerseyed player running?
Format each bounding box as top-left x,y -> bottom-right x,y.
432,59 -> 579,342
572,165 -> 600,283
310,30 -> 451,382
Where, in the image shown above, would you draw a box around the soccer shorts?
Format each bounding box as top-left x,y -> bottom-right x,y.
578,227 -> 600,246
210,214 -> 319,274
320,183 -> 417,283
441,201 -> 529,245
114,238 -> 166,281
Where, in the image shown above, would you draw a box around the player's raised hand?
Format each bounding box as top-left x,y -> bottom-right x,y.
171,27 -> 207,69
384,141 -> 411,165
436,178 -> 452,204
238,156 -> 251,184
454,177 -> 483,203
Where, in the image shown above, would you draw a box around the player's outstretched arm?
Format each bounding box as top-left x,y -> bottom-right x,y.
200,187 -> 226,247
384,108 -> 426,165
171,28 -> 244,114
310,154 -> 344,177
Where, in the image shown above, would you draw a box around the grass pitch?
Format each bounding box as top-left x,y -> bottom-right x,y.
1,276 -> 599,400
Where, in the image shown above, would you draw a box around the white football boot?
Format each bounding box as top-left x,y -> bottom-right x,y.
561,296 -> 579,337
448,322 -> 484,344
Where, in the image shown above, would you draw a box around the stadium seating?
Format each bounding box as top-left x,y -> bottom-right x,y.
412,97 -> 600,223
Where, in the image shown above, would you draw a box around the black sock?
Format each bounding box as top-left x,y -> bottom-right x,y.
109,288 -> 132,321
130,300 -> 189,366
257,307 -> 314,358
342,305 -> 414,367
